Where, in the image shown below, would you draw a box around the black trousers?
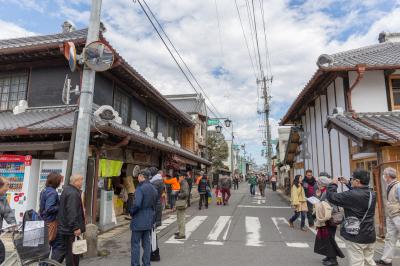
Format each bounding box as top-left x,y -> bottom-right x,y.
0,239 -> 5,264
187,185 -> 192,206
62,234 -> 80,266
199,193 -> 208,209
272,182 -> 277,191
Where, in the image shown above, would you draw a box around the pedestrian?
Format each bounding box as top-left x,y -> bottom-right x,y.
0,177 -> 16,264
39,172 -> 65,262
302,169 -> 318,228
327,170 -> 376,266
288,175 -> 307,231
149,168 -> 165,262
270,174 -> 277,191
185,170 -> 193,207
174,175 -> 189,239
130,171 -> 158,266
219,175 -> 232,205
215,185 -> 223,205
314,173 -> 345,266
163,175 -> 180,210
248,173 -> 257,196
233,174 -> 239,190
376,167 -> 400,266
58,174 -> 86,266
258,175 -> 266,197
197,172 -> 209,210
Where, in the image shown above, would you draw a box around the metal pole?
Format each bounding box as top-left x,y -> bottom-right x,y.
230,123 -> 234,175
71,0 -> 102,189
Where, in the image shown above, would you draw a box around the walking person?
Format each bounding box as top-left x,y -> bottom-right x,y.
314,173 -> 345,266
376,167 -> 400,266
270,174 -> 277,191
258,175 -> 266,197
163,175 -> 180,210
130,171 -> 158,266
288,175 -> 307,231
58,174 -> 86,266
327,170 -> 376,266
248,173 -> 257,196
185,170 -> 193,207
0,177 -> 16,264
233,174 -> 239,190
149,168 -> 164,262
219,175 -> 232,205
174,175 -> 189,239
39,172 -> 65,262
197,173 -> 209,210
302,169 -> 318,228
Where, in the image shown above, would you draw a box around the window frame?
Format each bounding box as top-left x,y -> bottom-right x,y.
146,110 -> 158,134
389,75 -> 400,110
112,87 -> 131,125
0,71 -> 29,111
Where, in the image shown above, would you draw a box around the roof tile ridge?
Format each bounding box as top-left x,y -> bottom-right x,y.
0,28 -> 88,43
331,42 -> 394,59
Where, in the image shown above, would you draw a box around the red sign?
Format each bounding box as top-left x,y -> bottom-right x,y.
0,155 -> 32,165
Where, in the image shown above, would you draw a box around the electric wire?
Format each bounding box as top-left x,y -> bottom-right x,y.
244,0 -> 262,78
251,0 -> 264,77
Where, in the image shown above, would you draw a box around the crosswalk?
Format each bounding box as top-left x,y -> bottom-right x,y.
162,214 -> 346,249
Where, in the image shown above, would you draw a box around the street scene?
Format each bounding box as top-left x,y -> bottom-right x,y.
1,0 -> 400,266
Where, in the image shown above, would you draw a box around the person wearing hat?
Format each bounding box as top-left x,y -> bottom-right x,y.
327,170 -> 376,266
314,172 -> 345,266
130,171 -> 158,266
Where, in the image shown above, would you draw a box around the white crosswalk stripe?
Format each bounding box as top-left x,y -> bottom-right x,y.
204,216 -> 232,246
165,215 -> 207,244
245,216 -> 264,247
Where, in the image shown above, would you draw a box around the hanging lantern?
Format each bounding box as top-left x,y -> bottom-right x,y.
224,119 -> 232,128
215,125 -> 222,133
262,140 -> 267,146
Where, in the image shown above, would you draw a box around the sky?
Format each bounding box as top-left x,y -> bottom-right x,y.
1,0 -> 400,165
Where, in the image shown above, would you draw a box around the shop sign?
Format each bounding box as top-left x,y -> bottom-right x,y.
0,155 -> 32,165
294,161 -> 304,169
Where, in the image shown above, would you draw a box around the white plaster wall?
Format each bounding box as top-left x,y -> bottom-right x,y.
350,70 -> 388,112
309,106 -> 319,174
327,82 -> 342,178
305,109 -> 313,171
320,94 -> 332,176
301,115 -> 309,170
315,97 -> 325,173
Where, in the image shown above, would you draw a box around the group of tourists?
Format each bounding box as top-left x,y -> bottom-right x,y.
247,173 -> 275,197
288,168 -> 400,266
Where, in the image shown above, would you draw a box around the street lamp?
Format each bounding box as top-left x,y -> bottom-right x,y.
215,125 -> 222,133
224,119 -> 232,128
262,140 -> 267,146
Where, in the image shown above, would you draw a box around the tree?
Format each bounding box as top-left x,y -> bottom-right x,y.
207,131 -> 229,172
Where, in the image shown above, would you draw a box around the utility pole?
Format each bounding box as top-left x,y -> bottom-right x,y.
70,0 -> 102,185
258,76 -> 272,176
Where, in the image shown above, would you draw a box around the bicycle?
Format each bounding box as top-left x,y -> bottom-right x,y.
1,225 -> 62,266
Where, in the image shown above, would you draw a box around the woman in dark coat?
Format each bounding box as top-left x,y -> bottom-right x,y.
314,173 -> 344,266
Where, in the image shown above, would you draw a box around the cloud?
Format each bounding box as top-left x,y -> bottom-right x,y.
2,0 -> 400,165
0,20 -> 35,40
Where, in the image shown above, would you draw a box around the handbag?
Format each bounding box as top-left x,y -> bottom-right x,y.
343,191 -> 372,235
175,199 -> 186,210
328,207 -> 344,226
72,235 -> 87,255
47,220 -> 58,242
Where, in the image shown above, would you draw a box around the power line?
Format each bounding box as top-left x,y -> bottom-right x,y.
139,0 -> 223,118
244,0 -> 262,78
251,0 -> 264,77
259,0 -> 272,81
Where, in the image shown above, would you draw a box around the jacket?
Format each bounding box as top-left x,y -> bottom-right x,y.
178,179 -> 189,201
164,177 -> 180,191
130,180 -> 158,231
39,186 -> 60,222
248,176 -> 257,186
290,185 -> 308,212
219,177 -> 232,189
0,196 -> 16,229
302,178 -> 318,197
58,184 -> 85,235
327,183 -> 376,244
386,181 -> 400,218
150,175 -> 165,227
197,176 -> 209,194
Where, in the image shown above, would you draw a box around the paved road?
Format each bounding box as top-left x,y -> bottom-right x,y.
84,184 -> 398,266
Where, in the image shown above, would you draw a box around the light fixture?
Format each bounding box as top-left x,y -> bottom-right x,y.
262,140 -> 267,146
224,119 -> 232,128
215,125 -> 222,133
241,144 -> 245,150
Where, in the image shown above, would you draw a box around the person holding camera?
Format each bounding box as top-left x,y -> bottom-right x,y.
327,170 -> 376,266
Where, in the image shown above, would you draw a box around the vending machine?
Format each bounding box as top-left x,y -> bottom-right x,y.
36,160 -> 67,210
0,155 -> 40,224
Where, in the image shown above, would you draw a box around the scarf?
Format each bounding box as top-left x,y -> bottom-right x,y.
150,174 -> 163,183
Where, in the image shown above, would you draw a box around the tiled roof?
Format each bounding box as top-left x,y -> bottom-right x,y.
165,94 -> 207,116
0,29 -> 87,50
0,106 -> 210,165
325,112 -> 400,144
318,41 -> 400,68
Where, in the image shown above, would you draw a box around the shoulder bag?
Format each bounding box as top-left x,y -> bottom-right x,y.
72,235 -> 87,255
343,191 -> 372,236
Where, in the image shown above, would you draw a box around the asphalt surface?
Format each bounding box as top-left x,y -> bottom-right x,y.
83,184 -> 399,266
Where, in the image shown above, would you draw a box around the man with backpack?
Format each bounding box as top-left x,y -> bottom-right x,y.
219,175 -> 232,205
197,172 -> 210,210
327,170 -> 376,266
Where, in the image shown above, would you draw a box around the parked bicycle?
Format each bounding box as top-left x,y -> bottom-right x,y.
0,225 -> 62,266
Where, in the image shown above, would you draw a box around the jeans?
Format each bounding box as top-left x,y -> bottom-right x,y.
381,215 -> 400,263
199,193 -> 208,209
221,188 -> 231,204
233,181 -> 239,190
271,181 -> 277,191
170,191 -> 178,209
187,185 -> 192,206
131,230 -> 151,266
289,211 -> 306,228
346,241 -> 376,266
250,184 -> 256,195
306,201 -> 315,226
62,234 -> 79,266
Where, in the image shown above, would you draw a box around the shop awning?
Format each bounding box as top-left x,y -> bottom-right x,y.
0,141 -> 70,151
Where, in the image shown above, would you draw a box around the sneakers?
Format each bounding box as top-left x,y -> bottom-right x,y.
375,260 -> 392,266
288,221 -> 294,228
174,235 -> 186,239
323,259 -> 338,266
300,227 -> 307,232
